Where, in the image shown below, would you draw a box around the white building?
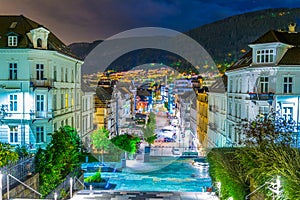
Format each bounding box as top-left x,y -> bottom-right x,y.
207,76 -> 227,147
0,15 -> 83,149
225,24 -> 300,146
81,80 -> 96,151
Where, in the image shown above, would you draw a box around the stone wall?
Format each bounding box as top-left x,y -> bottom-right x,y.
2,173 -> 40,199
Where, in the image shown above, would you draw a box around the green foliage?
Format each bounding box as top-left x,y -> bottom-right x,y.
0,142 -> 18,167
91,127 -> 111,152
35,125 -> 81,197
207,148 -> 249,200
237,113 -> 293,147
15,145 -> 30,158
143,112 -> 157,145
209,114 -> 300,199
84,171 -> 103,183
111,134 -> 141,153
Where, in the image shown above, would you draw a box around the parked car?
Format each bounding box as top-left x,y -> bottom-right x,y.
193,157 -> 209,167
172,148 -> 180,155
164,137 -> 175,142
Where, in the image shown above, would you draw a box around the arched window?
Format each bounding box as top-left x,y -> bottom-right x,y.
37,38 -> 42,48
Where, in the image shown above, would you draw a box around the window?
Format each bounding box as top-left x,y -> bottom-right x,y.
36,95 -> 44,111
239,78 -> 242,93
9,95 -> 17,111
65,69 -> 68,82
65,93 -> 68,108
61,94 -> 64,109
256,49 -> 275,63
9,126 -> 18,143
260,76 -> 269,93
36,64 -> 44,80
53,94 -> 57,110
8,36 -> 18,46
228,101 -> 232,115
37,38 -> 42,48
259,106 -> 269,116
54,66 -> 57,81
283,107 -> 293,121
9,63 -> 17,80
36,126 -> 44,143
229,79 -> 233,93
283,76 -> 293,94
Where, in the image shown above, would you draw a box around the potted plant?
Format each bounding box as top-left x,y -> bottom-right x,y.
84,168 -> 109,189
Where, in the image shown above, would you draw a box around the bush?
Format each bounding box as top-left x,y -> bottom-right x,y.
84,171 -> 103,183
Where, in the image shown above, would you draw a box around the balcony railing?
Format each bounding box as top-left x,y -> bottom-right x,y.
248,92 -> 274,100
30,78 -> 53,88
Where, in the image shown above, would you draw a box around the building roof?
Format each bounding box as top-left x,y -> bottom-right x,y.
81,79 -> 95,93
95,86 -> 113,102
209,76 -> 227,93
278,47 -> 300,65
250,30 -> 300,46
0,15 -> 80,59
228,29 -> 300,72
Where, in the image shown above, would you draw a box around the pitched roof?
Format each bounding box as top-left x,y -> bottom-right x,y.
81,79 -> 95,93
278,47 -> 300,65
209,76 -> 227,93
227,51 -> 252,71
250,30 -> 300,46
95,86 -> 113,101
0,15 -> 80,60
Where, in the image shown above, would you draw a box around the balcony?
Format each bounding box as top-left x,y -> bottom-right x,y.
30,78 -> 53,90
248,92 -> 274,101
30,111 -> 53,119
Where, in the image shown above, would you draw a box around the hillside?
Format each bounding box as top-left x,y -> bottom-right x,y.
69,8 -> 300,75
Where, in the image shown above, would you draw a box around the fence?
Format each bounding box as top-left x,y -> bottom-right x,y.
45,166 -> 84,199
0,156 -> 35,192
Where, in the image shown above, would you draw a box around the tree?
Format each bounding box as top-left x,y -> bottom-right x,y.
35,125 -> 81,196
0,142 -> 18,167
110,134 -> 141,154
237,112 -> 294,147
91,127 -> 111,164
143,112 -> 157,146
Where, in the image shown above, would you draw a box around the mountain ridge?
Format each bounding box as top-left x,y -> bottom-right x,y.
69,8 -> 300,74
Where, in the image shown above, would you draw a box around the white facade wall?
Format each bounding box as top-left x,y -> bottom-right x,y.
0,49 -> 82,148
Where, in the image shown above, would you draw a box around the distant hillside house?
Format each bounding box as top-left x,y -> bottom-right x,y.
0,15 -> 83,149
226,24 -> 300,147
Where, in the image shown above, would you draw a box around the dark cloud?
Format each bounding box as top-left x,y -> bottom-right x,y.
0,0 -> 300,44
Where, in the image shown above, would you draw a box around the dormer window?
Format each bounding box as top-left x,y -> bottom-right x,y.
26,27 -> 50,49
37,38 -> 42,48
256,49 -> 275,63
8,35 -> 18,47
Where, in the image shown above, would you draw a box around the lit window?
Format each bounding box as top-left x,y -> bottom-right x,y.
9,126 -> 18,143
9,63 -> 17,80
9,95 -> 17,111
8,36 -> 18,46
256,49 -> 275,63
260,76 -> 269,93
283,76 -> 293,94
36,126 -> 44,143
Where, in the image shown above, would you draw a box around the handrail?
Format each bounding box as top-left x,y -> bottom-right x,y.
7,174 -> 42,199
245,181 -> 270,200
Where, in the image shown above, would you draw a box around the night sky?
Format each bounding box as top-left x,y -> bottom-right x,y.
1,0 -> 300,44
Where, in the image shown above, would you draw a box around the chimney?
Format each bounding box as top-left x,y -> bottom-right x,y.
288,23 -> 296,33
